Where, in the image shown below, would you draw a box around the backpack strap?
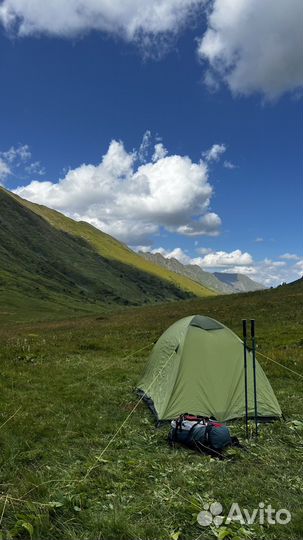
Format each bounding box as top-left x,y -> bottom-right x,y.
203,422 -> 213,446
185,420 -> 203,444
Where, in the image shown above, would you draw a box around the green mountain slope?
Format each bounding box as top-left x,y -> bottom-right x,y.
6,189 -> 215,298
0,189 -> 215,319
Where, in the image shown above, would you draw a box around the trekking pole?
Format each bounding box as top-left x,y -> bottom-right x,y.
251,319 -> 258,438
242,320 -> 249,438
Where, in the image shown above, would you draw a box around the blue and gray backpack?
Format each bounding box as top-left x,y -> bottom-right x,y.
169,414 -> 234,458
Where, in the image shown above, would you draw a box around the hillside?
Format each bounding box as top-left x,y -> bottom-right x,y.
140,250 -> 265,293
0,188 -> 215,320
5,189 -> 215,298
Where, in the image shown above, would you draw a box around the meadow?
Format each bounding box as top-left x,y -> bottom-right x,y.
0,281 -> 302,540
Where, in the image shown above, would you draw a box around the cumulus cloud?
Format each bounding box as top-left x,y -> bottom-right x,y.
175,213 -> 221,237
14,136 -> 221,244
280,253 -> 300,261
198,0 -> 303,99
152,143 -> 168,162
203,143 -> 226,162
0,0 -> 203,51
295,260 -> 303,274
197,249 -> 253,267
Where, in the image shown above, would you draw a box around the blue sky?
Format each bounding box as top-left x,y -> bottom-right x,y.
0,0 -> 302,285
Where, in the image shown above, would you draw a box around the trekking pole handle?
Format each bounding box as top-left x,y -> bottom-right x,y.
251,319 -> 255,338
242,319 -> 247,338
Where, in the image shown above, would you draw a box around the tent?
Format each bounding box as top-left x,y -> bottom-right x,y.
137,315 -> 282,422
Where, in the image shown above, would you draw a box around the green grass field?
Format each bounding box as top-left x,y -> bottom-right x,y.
0,281 -> 302,540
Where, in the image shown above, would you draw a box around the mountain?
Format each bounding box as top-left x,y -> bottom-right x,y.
139,251 -> 234,294
139,251 -> 265,294
0,188 -> 215,319
213,272 -> 265,293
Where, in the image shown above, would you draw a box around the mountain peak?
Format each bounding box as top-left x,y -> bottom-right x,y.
140,251 -> 265,294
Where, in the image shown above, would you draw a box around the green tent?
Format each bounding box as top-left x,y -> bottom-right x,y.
137,315 -> 282,422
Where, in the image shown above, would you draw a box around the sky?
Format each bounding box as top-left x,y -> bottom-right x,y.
0,0 -> 302,286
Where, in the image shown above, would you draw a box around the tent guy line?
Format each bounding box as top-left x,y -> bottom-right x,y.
83,348 -> 177,480
256,351 -> 303,379
0,406 -> 22,431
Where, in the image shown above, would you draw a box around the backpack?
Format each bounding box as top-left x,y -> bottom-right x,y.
168,414 -> 232,458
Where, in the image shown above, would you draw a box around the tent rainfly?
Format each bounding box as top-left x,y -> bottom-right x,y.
137,315 -> 282,423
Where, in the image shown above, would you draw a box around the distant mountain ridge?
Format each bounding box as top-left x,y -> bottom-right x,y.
213,272 -> 266,293
139,251 -> 265,294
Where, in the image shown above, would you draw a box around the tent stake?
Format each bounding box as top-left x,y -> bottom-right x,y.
251,319 -> 258,437
242,320 -> 249,438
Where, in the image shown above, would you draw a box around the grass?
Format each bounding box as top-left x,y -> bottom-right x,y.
0,281 -> 302,539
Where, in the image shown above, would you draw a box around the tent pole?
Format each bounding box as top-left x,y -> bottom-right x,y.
251,319 -> 258,437
242,319 -> 249,438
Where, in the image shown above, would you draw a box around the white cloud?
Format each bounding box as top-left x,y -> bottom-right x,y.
203,143 -> 226,162
134,245 -> 153,253
0,0 -> 203,49
218,265 -> 257,275
148,246 -> 191,265
196,246 -> 212,255
198,0 -> 303,99
255,237 -> 264,243
235,258 -> 298,286
0,143 -> 46,182
0,158 -> 11,182
25,161 -> 45,176
294,260 -> 303,274
14,136 -> 221,244
280,253 -> 300,261
263,258 -> 286,268
175,213 -> 221,237
1,144 -> 31,163
223,160 -> 237,170
197,249 -> 253,267
152,143 -> 168,162
138,130 -> 151,163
